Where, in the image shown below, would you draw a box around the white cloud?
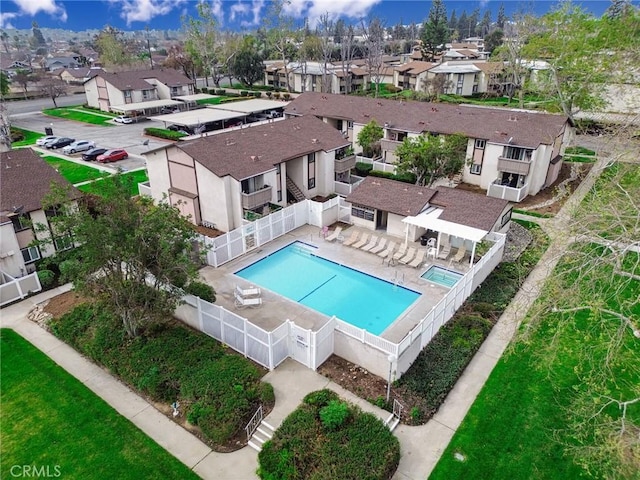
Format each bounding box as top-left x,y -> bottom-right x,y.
111,0 -> 187,26
285,0 -> 381,27
209,0 -> 224,24
9,0 -> 67,22
479,0 -> 490,8
0,12 -> 18,29
229,1 -> 249,22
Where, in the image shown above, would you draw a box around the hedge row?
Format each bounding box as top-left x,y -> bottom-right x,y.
354,162 -> 417,184
50,304 -> 274,448
144,128 -> 187,140
397,220 -> 550,421
258,389 -> 400,480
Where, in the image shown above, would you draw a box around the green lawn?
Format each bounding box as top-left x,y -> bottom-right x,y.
196,95 -> 244,105
563,145 -> 597,163
0,329 -> 199,480
43,106 -> 115,126
42,156 -> 108,184
11,127 -> 44,146
79,170 -> 149,197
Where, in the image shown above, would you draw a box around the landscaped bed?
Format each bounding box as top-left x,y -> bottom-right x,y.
318,220 -> 549,424
47,301 -> 274,451
258,389 -> 400,480
10,127 -> 44,146
0,328 -> 199,480
42,155 -> 108,184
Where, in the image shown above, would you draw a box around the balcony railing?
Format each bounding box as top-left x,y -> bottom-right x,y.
487,180 -> 529,202
497,156 -> 531,175
380,138 -> 402,153
334,175 -> 365,196
334,154 -> 356,173
138,181 -> 152,197
242,186 -> 272,209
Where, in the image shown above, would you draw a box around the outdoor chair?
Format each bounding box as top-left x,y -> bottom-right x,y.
392,244 -> 408,262
398,247 -> 417,265
437,242 -> 451,260
351,233 -> 370,249
452,243 -> 467,263
377,241 -> 395,258
342,230 -> 360,247
360,235 -> 379,252
319,226 -> 329,238
369,238 -> 388,255
409,249 -> 427,268
236,285 -> 261,298
234,292 -> 263,308
325,226 -> 343,242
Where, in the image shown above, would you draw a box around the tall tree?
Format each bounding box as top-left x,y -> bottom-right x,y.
318,13 -> 335,93
479,10 -> 492,37
395,133 -> 467,186
12,69 -> 38,99
0,71 -> 9,97
30,21 -> 46,50
467,8 -> 480,38
497,3 -> 507,29
0,31 -> 9,53
605,0 -> 635,19
337,24 -> 355,94
361,17 -> 386,97
448,10 -> 458,32
421,0 -> 449,62
357,120 -> 383,157
39,177 -> 205,338
163,44 -> 196,79
484,28 -> 504,55
94,26 -> 134,67
231,36 -> 264,87
457,11 -> 469,42
39,77 -> 66,108
182,2 -> 218,87
0,102 -> 10,152
264,0 -> 296,93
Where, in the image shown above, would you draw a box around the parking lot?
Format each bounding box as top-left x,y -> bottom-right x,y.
10,112 -> 173,171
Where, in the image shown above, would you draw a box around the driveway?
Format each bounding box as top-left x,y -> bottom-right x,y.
10,112 -> 173,161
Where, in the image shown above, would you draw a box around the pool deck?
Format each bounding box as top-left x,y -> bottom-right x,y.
199,224 -> 471,343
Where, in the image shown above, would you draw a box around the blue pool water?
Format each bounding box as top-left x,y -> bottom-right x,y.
235,242 -> 421,335
421,266 -> 463,288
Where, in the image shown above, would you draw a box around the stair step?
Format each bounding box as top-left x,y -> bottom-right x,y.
257,427 -> 273,439
248,440 -> 262,452
261,420 -> 276,432
384,413 -> 395,426
388,417 -> 400,432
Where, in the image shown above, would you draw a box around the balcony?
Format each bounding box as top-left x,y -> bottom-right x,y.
242,186 -> 272,209
334,175 -> 365,196
497,156 -> 531,175
380,138 -> 402,153
487,180 -> 529,202
334,154 -> 356,173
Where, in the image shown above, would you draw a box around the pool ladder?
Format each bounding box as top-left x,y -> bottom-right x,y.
392,270 -> 405,287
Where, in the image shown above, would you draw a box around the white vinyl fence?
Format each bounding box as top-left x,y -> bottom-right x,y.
356,155 -> 398,174
0,271 -> 42,307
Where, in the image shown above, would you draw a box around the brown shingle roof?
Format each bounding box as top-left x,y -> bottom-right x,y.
285,92 -> 569,149
0,148 -> 80,215
395,61 -> 437,75
95,68 -> 193,90
345,177 -> 510,231
473,62 -> 504,74
177,116 -> 349,181
430,187 -> 510,231
346,177 -> 436,216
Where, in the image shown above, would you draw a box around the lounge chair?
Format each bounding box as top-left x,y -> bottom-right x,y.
236,285 -> 261,298
342,230 -> 360,247
437,242 -> 451,260
377,241 -> 396,258
351,233 -> 370,249
392,244 -> 408,262
452,243 -> 467,263
408,250 -> 427,268
234,290 -> 262,308
360,235 -> 379,252
383,247 -> 396,265
325,226 -> 343,242
370,238 -> 388,255
398,247 -> 417,265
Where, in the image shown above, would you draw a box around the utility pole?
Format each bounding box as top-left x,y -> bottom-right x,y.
146,26 -> 153,70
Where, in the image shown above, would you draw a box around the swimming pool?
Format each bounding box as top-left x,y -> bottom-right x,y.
421,266 -> 463,288
235,242 -> 421,335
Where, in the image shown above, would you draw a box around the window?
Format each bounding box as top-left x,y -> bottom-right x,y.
503,146 -> 533,161
124,90 -> 132,98
21,246 -> 40,264
500,209 -> 512,227
308,153 -> 316,189
54,235 -> 73,252
171,86 -> 179,96
11,214 -> 30,232
276,164 -> 282,202
470,164 -> 482,175
475,139 -> 486,149
351,204 -> 375,222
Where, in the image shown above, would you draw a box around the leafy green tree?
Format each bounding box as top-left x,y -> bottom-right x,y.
356,120 -> 383,158
0,72 -> 9,97
478,10 -> 492,37
395,133 -> 467,187
484,28 -> 504,55
38,177 -> 205,338
264,0 -> 296,93
30,21 -> 46,49
231,37 -> 264,87
497,3 -> 507,29
94,26 -> 134,67
182,2 -> 219,87
421,0 -> 449,62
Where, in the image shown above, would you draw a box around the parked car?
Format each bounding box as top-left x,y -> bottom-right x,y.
62,140 -> 96,154
97,149 -> 128,163
36,135 -> 59,146
114,115 -> 133,124
46,137 -> 75,149
82,148 -> 108,161
160,107 -> 180,114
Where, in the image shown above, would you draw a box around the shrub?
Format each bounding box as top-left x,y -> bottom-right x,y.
240,90 -> 249,97
282,93 -> 290,100
183,281 -> 216,303
253,91 -> 262,98
320,400 -> 350,430
369,169 -> 417,184
10,127 -> 25,143
304,388 -> 338,407
58,259 -> 80,284
37,269 -> 55,288
215,89 -> 226,95
273,92 -> 281,99
266,91 -> 273,99
208,89 -> 216,95
144,128 -> 187,141
354,162 -> 373,176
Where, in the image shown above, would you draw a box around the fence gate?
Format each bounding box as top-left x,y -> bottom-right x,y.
338,198 -> 351,224
289,323 -> 311,368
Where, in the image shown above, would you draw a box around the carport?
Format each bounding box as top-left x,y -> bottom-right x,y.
173,93 -> 218,110
147,109 -> 245,132
209,98 -> 289,115
111,99 -> 183,117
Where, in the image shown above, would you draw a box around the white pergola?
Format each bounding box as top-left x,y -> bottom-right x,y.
209,98 -> 290,114
402,208 -> 489,266
110,99 -> 183,114
147,109 -> 245,129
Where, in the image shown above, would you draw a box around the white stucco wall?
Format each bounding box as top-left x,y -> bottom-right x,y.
145,149 -> 171,203
196,165 -> 233,232
0,223 -> 25,277
84,78 -> 99,109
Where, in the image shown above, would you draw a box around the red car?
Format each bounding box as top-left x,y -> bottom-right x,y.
97,149 -> 128,163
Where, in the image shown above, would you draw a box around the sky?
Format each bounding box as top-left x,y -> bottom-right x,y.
0,0 -> 627,33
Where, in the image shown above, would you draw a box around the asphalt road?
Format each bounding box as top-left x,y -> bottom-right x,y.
5,92 -> 89,116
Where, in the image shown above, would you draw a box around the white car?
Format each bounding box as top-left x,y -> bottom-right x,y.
114,115 -> 133,124
36,135 -> 59,146
62,140 -> 96,154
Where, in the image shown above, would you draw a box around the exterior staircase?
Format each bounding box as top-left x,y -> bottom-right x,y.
248,419 -> 275,452
286,175 -> 306,203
